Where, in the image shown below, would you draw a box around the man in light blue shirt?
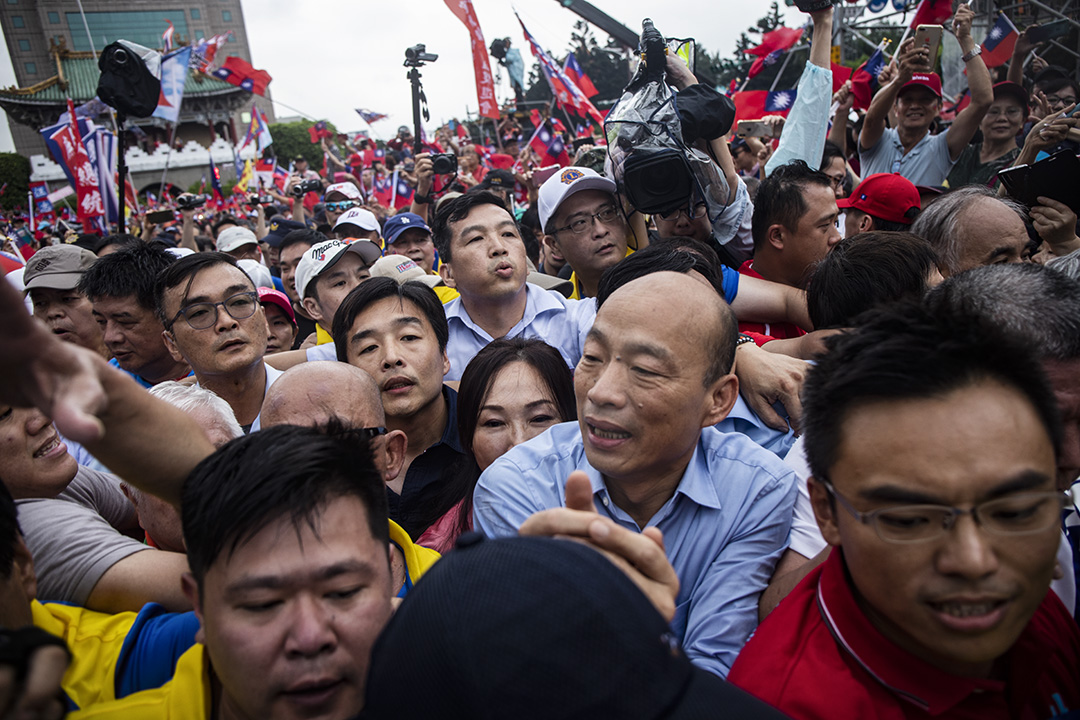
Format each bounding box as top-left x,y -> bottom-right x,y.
473,271 -> 798,677
431,191 -> 596,381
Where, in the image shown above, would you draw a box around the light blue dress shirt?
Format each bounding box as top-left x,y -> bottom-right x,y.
443,283 -> 597,382
859,127 -> 956,187
473,421 -> 798,678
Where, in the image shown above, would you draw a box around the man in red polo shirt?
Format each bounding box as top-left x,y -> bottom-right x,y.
729,301 -> 1080,718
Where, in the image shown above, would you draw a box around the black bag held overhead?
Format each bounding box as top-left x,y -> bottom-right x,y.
97,40 -> 161,118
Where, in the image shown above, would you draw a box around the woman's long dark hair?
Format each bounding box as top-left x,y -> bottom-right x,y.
415,338 -> 576,542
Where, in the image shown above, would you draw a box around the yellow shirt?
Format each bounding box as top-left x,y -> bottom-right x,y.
568,247 -> 634,300
315,323 -> 333,345
70,642 -> 211,720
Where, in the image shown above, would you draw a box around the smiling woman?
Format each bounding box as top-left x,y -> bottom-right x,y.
416,338 -> 576,553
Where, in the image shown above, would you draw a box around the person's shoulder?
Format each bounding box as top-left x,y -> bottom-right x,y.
485,422 -> 584,479
701,427 -> 797,484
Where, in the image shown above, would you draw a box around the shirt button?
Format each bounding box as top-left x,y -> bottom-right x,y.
601,496 -> 609,507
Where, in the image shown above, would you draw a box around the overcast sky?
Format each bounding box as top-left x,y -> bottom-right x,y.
0,0 -> 805,152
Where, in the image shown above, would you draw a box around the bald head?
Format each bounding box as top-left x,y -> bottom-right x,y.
601,271 -> 737,384
261,361 -> 386,429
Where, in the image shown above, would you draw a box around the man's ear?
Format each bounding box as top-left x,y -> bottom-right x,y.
13,537 -> 37,601
543,234 -> 561,253
766,224 -> 786,251
701,373 -> 739,428
439,262 -> 456,288
181,573 -> 206,644
808,477 -> 842,547
162,329 -> 185,364
380,430 -> 408,485
858,212 -> 874,234
301,296 -> 324,327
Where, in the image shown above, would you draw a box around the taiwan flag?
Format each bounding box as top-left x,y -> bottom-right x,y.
850,42 -> 888,110
909,0 -> 953,30
981,13 -> 1019,68
212,56 -> 272,96
392,172 -> 414,209
732,89 -> 798,123
563,52 -> 599,98
746,26 -> 803,58
528,120 -> 570,167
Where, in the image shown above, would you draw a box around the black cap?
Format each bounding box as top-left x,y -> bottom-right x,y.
358,535 -> 787,720
478,169 -> 516,190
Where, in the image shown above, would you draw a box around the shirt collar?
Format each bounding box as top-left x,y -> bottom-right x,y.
587,433 -> 723,518
817,550 -> 1005,714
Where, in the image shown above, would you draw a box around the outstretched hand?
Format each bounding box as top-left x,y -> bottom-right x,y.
519,471 -> 680,622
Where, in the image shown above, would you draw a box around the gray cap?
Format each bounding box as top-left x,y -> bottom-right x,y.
22,245 -> 97,292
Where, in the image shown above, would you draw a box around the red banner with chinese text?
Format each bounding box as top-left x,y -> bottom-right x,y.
443,0 -> 499,120
54,101 -> 104,229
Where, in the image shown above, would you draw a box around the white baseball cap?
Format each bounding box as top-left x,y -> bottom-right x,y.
537,166 -> 617,232
325,182 -> 364,201
216,226 -> 259,254
369,254 -> 443,289
237,258 -> 274,289
295,238 -> 383,299
333,207 -> 380,233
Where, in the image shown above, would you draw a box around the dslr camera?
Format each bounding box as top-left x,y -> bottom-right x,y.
291,178 -> 323,197
176,194 -> 208,210
430,153 -> 458,175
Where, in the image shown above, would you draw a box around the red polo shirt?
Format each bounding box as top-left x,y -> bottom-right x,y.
728,550 -> 1080,719
737,261 -> 807,343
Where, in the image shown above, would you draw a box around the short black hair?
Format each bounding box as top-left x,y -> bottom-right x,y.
279,228 -> 326,257
807,231 -> 937,329
751,160 -> 834,252
95,233 -> 140,256
431,191 -> 513,263
0,480 -> 20,578
820,140 -> 845,171
595,243 -> 736,385
182,423 -> 389,585
79,240 -> 177,311
212,215 -> 241,238
154,252 -> 250,326
333,277 -> 449,362
867,215 -> 917,232
802,300 -> 1063,483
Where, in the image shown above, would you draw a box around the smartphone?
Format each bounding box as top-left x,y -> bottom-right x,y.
736,120 -> 779,138
914,25 -> 943,69
145,209 -> 174,224
532,165 -> 561,186
1026,19 -> 1072,45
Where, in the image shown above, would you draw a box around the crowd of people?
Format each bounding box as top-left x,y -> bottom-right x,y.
1,2 -> 1079,717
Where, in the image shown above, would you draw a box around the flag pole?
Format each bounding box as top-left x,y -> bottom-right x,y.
158,122 -> 177,199
768,50 -> 795,92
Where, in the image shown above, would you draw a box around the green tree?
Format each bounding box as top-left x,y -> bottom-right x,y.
266,120 -> 339,171
0,153 -> 30,212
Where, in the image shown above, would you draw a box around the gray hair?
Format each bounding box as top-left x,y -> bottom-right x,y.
149,381 -> 243,443
924,263 -> 1080,361
1047,248 -> 1080,282
911,186 -> 1027,275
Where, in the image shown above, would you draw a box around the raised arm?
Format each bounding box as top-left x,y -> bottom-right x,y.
860,41 -> 917,152
945,4 -> 994,160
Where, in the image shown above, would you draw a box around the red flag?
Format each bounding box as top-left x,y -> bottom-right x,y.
54,100 -> 104,229
981,13 -> 1019,68
563,53 -> 599,98
443,0 -> 499,120
530,108 -> 542,127
831,62 -> 853,93
527,121 -> 570,167
747,26 -> 804,57
910,0 -> 953,30
211,56 -> 272,95
732,90 -> 798,123
550,118 -> 567,134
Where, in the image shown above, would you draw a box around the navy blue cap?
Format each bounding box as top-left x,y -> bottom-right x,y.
383,213 -> 431,245
262,216 -> 307,248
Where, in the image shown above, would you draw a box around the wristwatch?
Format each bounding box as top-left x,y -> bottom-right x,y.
961,46 -> 983,63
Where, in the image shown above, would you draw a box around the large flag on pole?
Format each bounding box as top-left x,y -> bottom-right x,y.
153,46 -> 192,123
240,104 -> 273,153
212,56 -> 272,95
517,14 -> 605,126
563,53 -> 599,98
442,0 -> 499,120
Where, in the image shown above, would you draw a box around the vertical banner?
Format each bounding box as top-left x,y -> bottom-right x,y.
53,101 -> 104,229
29,182 -> 56,231
443,0 -> 499,120
153,46 -> 192,123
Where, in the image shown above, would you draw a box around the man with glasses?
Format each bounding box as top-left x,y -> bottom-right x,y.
538,167 -> 630,300
729,300 -> 1080,716
154,253 -> 283,432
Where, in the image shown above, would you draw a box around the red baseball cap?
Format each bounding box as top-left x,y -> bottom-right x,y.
837,173 -> 921,225
898,72 -> 942,99
257,287 -> 296,324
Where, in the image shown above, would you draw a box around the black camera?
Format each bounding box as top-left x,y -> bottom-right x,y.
246,194 -> 273,207
430,153 -> 458,175
291,179 -> 323,197
621,148 -> 695,216
405,44 -> 439,67
97,41 -> 161,118
176,194 -> 208,210
489,38 -> 510,61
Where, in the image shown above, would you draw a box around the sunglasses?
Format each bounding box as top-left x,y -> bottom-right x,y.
325,201 -> 360,213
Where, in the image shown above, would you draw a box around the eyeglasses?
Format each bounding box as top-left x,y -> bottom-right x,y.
169,291 -> 259,330
325,201 -> 359,213
1046,96 -> 1077,107
826,175 -> 846,191
820,478 -> 1070,544
554,205 -> 620,235
359,426 -> 387,439
986,107 -> 1024,118
658,203 -> 708,221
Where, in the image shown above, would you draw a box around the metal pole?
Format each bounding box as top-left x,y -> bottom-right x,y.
1026,0 -> 1080,30
116,112 -> 127,234
769,50 -> 795,92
